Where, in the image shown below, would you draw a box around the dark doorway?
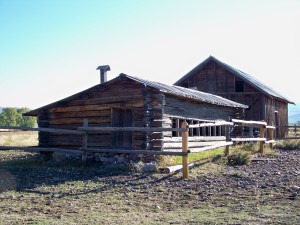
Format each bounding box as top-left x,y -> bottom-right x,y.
112,109 -> 132,148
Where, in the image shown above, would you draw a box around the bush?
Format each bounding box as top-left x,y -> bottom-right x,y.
274,140 -> 300,150
241,142 -> 257,152
227,150 -> 252,166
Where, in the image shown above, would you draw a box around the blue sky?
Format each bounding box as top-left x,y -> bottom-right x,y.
1,0 -> 299,109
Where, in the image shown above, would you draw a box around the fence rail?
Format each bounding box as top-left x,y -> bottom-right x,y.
0,118 -> 277,179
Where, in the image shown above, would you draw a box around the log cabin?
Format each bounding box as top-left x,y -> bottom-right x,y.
174,56 -> 294,137
24,70 -> 247,156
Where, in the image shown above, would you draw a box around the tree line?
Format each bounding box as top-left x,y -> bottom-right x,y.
0,107 -> 36,127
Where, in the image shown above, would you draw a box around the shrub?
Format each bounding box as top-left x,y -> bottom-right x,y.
241,142 -> 257,152
275,140 -> 300,150
227,150 -> 252,166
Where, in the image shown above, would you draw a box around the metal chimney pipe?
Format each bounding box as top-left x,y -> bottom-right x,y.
96,65 -> 110,84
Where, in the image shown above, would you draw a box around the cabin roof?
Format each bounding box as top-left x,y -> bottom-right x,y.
122,74 -> 248,108
24,73 -> 247,116
174,56 -> 294,104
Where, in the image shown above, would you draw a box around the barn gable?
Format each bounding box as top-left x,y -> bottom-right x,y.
174,56 -> 293,104
174,56 -> 293,137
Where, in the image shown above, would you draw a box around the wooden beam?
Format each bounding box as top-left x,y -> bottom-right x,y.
85,148 -> 188,156
188,121 -> 233,128
164,136 -> 226,142
164,141 -> 230,149
231,119 -> 267,126
231,138 -> 266,142
78,127 -> 188,132
0,126 -> 84,135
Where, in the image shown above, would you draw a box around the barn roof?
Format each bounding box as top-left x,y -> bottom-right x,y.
174,56 -> 294,104
24,73 -> 247,116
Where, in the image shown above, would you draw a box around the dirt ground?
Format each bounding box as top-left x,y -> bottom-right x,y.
0,149 -> 299,224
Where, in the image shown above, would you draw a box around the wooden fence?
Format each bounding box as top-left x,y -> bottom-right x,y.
276,125 -> 300,139
0,118 -> 276,179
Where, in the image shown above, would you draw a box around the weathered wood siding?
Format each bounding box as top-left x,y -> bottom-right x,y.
177,60 -> 288,137
163,94 -> 243,121
38,79 -> 147,149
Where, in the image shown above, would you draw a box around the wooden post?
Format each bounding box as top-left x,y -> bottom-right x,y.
82,119 -> 88,164
224,125 -> 230,156
268,123 -> 274,149
182,121 -> 189,179
259,124 -> 265,154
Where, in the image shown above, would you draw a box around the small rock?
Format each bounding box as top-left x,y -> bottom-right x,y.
142,163 -> 157,173
292,186 -> 300,191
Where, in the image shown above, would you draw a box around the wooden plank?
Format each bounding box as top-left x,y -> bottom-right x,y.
189,142 -> 233,153
78,127 -> 188,132
0,126 -> 84,135
164,136 -> 226,142
49,102 -> 144,113
266,126 -> 276,129
264,140 -> 276,144
85,148 -> 188,156
232,119 -> 267,126
160,163 -> 195,174
188,121 -> 233,128
164,141 -> 228,149
48,110 -> 111,119
68,96 -> 143,106
49,117 -> 111,125
231,138 -> 266,142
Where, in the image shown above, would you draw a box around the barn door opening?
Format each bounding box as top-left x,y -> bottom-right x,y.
112,108 -> 132,148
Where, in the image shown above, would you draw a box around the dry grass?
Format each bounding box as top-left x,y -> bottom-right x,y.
0,131 -> 38,146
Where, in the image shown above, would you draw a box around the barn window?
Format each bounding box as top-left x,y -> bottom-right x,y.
235,80 -> 244,92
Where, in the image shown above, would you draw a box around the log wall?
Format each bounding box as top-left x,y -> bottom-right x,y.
38,79 -> 147,148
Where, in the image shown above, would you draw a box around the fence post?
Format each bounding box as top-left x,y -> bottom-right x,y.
182,121 -> 189,179
224,125 -> 230,156
268,123 -> 274,149
82,119 -> 88,164
259,124 -> 265,154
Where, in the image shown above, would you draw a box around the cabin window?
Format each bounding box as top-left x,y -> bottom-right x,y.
235,80 -> 244,92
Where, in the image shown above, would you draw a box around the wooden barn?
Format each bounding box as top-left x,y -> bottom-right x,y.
24,70 -> 247,153
174,56 -> 294,137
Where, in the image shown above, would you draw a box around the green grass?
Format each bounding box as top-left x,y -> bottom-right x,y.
160,148 -> 225,167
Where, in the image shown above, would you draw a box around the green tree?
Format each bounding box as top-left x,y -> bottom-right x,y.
0,107 -> 36,127
0,108 -> 18,126
16,107 -> 36,127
